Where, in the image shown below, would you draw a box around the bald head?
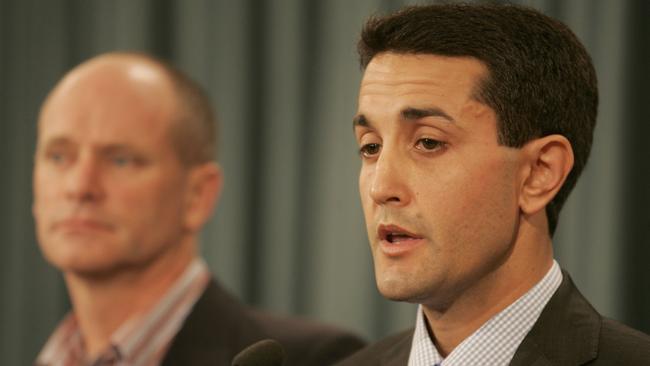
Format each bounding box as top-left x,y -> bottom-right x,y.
40,52 -> 217,166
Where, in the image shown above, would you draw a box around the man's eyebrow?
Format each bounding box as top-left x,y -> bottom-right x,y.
401,107 -> 455,123
38,136 -> 73,150
352,107 -> 454,130
352,114 -> 369,128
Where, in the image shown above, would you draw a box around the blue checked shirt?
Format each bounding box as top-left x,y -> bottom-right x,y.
408,260 -> 562,366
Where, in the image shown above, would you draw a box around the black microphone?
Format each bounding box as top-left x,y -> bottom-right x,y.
231,339 -> 286,366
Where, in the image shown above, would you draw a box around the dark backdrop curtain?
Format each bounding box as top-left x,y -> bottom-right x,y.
1,0 -> 648,364
622,0 -> 650,332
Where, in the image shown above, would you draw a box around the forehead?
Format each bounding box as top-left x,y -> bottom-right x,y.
38,61 -> 178,147
356,53 -> 498,137
359,53 -> 487,109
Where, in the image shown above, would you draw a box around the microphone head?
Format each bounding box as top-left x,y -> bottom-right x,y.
231,339 -> 285,366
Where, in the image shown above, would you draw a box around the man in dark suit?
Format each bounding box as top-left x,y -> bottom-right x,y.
33,52 -> 363,366
339,4 -> 650,365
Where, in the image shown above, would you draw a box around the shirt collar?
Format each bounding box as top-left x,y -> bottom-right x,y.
114,257 -> 210,363
36,257 -> 210,366
408,260 -> 563,366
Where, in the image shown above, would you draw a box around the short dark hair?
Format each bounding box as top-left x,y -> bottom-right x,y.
358,3 -> 598,235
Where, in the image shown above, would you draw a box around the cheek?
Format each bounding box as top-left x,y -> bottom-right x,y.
115,180 -> 182,219
358,168 -> 377,241
108,179 -> 186,258
454,151 -> 517,200
416,157 -> 518,234
455,163 -> 519,244
358,168 -> 373,209
32,170 -> 59,220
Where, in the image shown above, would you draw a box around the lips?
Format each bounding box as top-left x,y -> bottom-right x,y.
378,224 -> 421,242
377,224 -> 423,256
54,217 -> 114,233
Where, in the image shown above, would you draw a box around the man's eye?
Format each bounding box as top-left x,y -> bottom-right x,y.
111,156 -> 133,166
46,151 -> 67,164
416,138 -> 444,151
359,143 -> 381,157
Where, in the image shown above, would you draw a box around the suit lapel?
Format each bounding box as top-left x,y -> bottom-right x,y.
509,337 -> 554,366
510,271 -> 600,366
162,279 -> 267,365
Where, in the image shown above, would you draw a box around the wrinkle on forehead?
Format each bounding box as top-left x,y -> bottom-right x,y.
462,100 -> 493,120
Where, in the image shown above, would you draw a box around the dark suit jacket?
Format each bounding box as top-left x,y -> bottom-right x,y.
336,272 -> 650,365
161,279 -> 365,366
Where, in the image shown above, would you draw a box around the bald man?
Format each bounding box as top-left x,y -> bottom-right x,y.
33,53 -> 364,366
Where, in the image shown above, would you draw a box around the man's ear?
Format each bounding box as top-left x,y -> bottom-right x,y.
183,162 -> 223,232
519,135 -> 574,215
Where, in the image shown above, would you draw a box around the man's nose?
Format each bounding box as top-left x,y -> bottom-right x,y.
368,148 -> 410,206
65,155 -> 104,202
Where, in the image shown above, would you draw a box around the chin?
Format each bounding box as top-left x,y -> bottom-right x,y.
376,267 -> 451,307
61,259 -> 130,280
51,255 -> 114,274
378,286 -> 433,305
376,274 -> 424,303
42,246 -> 121,278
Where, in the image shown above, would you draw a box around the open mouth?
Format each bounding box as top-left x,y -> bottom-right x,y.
378,224 -> 422,243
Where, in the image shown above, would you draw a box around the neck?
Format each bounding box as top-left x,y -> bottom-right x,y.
422,214 -> 553,357
64,237 -> 196,359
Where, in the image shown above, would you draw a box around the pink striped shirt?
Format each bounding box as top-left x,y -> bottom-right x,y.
36,258 -> 210,366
